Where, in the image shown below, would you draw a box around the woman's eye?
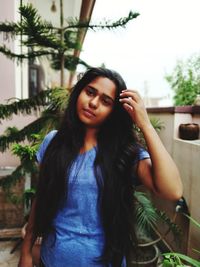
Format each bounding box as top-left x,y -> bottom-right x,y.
102,98 -> 112,106
86,88 -> 95,96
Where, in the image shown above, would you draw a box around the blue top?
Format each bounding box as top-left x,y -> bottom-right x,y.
36,130 -> 150,267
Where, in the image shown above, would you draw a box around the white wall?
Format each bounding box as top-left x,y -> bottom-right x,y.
148,108 -> 200,258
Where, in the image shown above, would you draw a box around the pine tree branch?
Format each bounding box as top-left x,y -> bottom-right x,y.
0,45 -> 56,61
0,111 -> 58,152
0,161 -> 38,190
0,87 -> 69,151
19,4 -> 61,49
0,22 -> 20,34
0,87 -> 69,121
65,11 -> 140,31
0,5 -> 61,49
0,165 -> 25,189
51,54 -> 91,71
0,89 -> 52,121
64,30 -> 81,50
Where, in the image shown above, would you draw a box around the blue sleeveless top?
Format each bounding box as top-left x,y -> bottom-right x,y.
36,130 -> 150,267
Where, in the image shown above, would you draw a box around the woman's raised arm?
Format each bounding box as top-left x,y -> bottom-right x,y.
119,89 -> 183,200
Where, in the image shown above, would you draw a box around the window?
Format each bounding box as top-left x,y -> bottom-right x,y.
29,64 -> 44,97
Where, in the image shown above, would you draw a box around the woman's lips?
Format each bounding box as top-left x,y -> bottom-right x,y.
82,108 -> 96,118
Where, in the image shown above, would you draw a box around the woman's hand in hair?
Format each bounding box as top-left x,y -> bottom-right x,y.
120,89 -> 183,200
119,89 -> 151,131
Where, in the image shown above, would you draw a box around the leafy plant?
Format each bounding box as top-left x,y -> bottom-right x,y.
165,54 -> 200,106
129,191 -> 181,266
162,215 -> 200,267
134,191 -> 181,241
135,117 -> 165,147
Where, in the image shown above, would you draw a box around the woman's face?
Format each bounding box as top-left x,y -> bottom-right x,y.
76,76 -> 117,129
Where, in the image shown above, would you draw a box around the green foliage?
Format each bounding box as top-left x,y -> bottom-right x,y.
0,4 -> 139,68
51,54 -> 90,71
134,191 -> 160,234
67,11 -> 139,30
162,215 -> 200,267
0,87 -> 69,152
149,117 -> 165,133
163,253 -> 200,267
165,55 -> 200,106
0,89 -> 51,120
134,191 -> 181,242
12,144 -> 38,162
0,137 -> 40,190
135,117 -> 165,147
0,139 -> 39,205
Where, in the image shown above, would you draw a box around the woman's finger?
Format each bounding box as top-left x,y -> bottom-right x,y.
120,90 -> 141,102
119,95 -> 136,108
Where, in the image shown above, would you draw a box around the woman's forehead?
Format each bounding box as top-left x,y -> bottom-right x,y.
86,77 -> 116,98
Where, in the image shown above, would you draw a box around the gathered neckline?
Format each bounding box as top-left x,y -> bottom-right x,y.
78,146 -> 97,156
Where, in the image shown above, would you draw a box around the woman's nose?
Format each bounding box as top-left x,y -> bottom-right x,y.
89,97 -> 99,108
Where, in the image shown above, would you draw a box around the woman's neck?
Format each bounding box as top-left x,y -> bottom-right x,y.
80,128 -> 98,153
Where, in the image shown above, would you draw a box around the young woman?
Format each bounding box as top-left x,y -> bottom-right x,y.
18,67 -> 183,267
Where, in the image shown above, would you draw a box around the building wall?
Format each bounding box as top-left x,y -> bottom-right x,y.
148,106 -> 200,258
0,0 -> 83,168
0,0 -> 16,103
148,112 -> 174,154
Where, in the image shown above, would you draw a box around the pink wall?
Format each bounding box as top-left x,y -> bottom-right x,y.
0,113 -> 38,167
0,0 -> 16,103
0,0 -> 22,167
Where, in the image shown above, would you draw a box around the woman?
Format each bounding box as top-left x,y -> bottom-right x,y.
18,67 -> 183,267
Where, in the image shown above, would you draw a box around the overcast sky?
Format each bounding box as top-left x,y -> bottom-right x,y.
79,0 -> 200,100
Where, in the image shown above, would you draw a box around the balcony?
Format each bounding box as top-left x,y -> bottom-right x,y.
147,105 -> 200,259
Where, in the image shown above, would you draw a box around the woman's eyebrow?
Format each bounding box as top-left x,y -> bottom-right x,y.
87,85 -> 115,102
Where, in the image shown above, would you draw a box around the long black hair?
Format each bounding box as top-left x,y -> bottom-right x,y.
34,67 -> 140,266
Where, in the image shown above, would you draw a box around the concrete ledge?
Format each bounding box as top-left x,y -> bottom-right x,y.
147,105 -> 200,114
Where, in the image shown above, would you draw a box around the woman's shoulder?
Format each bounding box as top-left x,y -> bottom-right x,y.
134,144 -> 150,162
36,130 -> 58,163
43,130 -> 58,142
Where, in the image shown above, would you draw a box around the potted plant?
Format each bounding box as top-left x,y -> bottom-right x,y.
127,191 -> 181,267
179,123 -> 199,140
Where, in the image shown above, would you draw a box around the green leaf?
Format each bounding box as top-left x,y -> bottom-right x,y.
164,253 -> 200,267
184,213 -> 200,228
134,191 -> 159,234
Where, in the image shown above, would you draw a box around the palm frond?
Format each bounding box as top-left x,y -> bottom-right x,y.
183,213 -> 200,228
157,210 -> 182,242
134,191 -> 160,234
150,117 -> 165,133
134,191 -> 181,242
